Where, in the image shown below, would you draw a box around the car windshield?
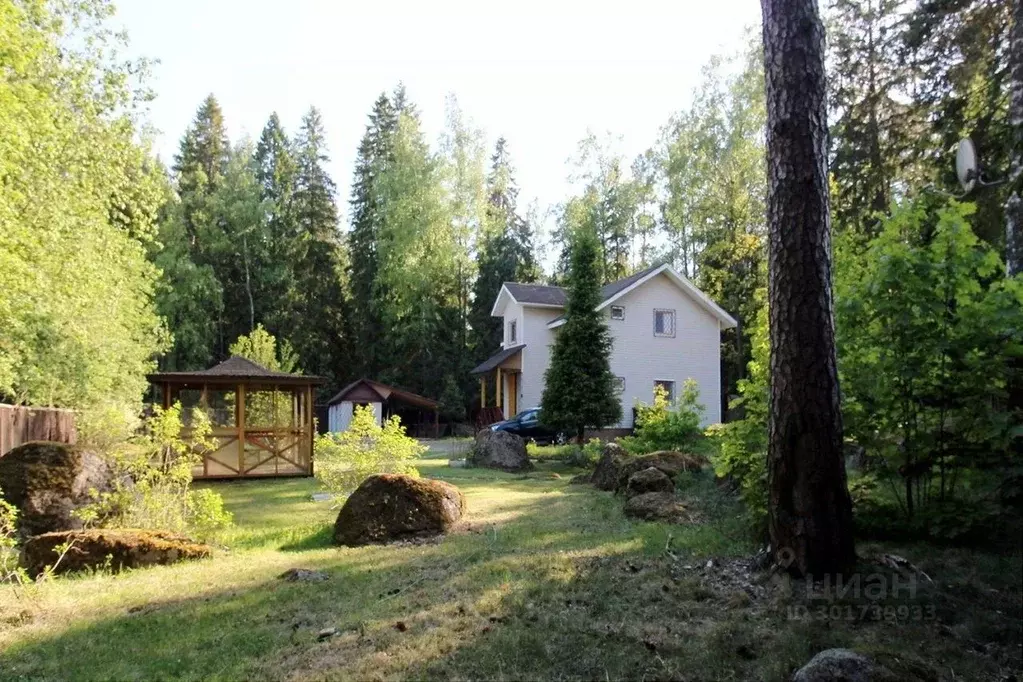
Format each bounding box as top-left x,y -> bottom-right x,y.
514,410 -> 538,421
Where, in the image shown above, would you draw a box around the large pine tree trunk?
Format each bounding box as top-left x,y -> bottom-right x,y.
761,0 -> 856,577
1008,0 -> 1023,278
1007,0 -> 1022,451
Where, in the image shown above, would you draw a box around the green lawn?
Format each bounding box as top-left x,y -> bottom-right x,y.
0,449 -> 1019,681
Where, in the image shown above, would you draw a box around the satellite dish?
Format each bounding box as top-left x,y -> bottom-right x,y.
956,138 -> 978,194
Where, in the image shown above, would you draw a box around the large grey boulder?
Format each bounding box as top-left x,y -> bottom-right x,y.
334,474 -> 466,546
0,441 -> 114,538
791,649 -> 894,682
591,442 -> 628,490
470,430 -> 532,472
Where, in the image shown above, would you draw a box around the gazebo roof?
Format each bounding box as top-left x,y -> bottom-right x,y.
147,356 -> 325,385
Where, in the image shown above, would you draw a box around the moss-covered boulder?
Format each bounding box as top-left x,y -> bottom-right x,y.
334,474 -> 466,547
623,492 -> 686,522
614,451 -> 707,493
591,442 -> 628,490
0,441 -> 114,538
624,467 -> 674,498
21,529 -> 211,577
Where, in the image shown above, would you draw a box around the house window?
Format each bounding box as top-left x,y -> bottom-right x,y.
654,380 -> 675,402
610,305 -> 625,321
509,320 -> 517,343
653,309 -> 676,337
613,376 -> 626,394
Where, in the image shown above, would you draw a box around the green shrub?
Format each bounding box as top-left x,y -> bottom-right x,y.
527,438 -> 604,468
621,379 -> 706,455
314,405 -> 426,501
77,403 -> 233,540
709,293 -> 768,528
1,489 -> 28,584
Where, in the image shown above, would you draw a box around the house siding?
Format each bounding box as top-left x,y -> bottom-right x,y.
606,273 -> 722,427
494,269 -> 725,430
519,307 -> 558,412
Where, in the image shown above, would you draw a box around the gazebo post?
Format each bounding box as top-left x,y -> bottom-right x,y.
305,383 -> 314,474
237,382 -> 246,474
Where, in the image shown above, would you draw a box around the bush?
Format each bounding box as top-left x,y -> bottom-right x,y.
526,438 -> 603,468
314,405 -> 426,501
620,380 -> 706,455
710,293 -> 768,528
1,489 -> 28,584
77,403 -> 233,540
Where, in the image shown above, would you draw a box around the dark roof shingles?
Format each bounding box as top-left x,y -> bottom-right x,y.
470,344 -> 525,375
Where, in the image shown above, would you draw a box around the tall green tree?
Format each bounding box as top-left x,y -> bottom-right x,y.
173,95 -> 230,252
253,113 -> 299,336
291,107 -> 348,387
0,0 -> 169,409
827,0 -> 923,236
374,97 -> 461,399
347,93 -> 398,380
469,138 -> 538,365
904,0 -> 1012,246
540,228 -> 621,443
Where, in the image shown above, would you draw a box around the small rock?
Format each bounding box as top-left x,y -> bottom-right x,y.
791,648 -> 896,682
279,568 -> 329,582
317,627 -> 338,641
706,559 -> 715,569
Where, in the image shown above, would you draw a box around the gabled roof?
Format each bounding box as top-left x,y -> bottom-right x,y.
469,344 -> 525,375
503,283 -> 567,307
546,263 -> 737,330
147,356 -> 324,385
327,379 -> 439,410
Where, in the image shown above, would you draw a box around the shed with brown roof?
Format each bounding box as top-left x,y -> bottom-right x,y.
326,379 -> 440,438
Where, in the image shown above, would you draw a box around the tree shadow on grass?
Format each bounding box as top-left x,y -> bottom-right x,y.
5,475 -> 1014,682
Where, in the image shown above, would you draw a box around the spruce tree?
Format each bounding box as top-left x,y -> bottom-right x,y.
348,93 -> 398,379
292,107 -> 347,387
254,113 -> 299,337
540,227 -> 621,443
173,94 -> 230,250
469,138 -> 538,366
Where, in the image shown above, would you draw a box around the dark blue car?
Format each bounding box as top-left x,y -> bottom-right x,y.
489,408 -> 563,444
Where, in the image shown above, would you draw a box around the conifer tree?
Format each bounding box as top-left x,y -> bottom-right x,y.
173,94 -> 230,250
540,228 -> 621,443
292,107 -> 347,386
348,93 -> 398,379
469,138 -> 538,364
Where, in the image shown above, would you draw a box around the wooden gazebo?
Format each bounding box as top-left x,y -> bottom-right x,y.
147,356 -> 324,479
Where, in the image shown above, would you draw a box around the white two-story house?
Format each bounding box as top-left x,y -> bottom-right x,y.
469,263 -> 737,428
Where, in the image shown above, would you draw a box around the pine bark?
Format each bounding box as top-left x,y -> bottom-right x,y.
1008,0 -> 1023,278
761,0 -> 856,577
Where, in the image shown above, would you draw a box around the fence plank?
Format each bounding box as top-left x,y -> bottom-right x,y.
0,404 -> 77,457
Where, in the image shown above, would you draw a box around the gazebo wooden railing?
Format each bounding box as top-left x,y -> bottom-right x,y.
147,356 -> 324,479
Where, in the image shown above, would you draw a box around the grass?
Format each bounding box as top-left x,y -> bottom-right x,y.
0,447 -> 1020,681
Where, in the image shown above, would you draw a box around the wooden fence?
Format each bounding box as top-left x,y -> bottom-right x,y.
0,404 -> 77,457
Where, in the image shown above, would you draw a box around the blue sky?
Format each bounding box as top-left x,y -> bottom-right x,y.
114,0 -> 761,228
